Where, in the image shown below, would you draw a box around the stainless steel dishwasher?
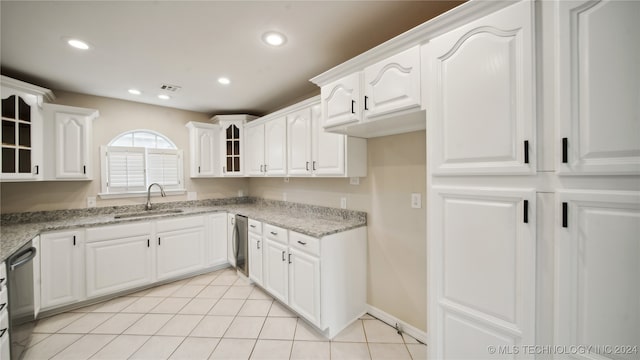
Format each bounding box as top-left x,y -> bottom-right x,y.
7,240 -> 37,360
232,214 -> 249,276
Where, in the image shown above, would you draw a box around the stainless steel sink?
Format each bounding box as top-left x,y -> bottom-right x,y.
114,209 -> 184,219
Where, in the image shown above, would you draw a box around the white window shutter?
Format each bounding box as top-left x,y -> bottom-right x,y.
147,149 -> 182,189
106,146 -> 146,192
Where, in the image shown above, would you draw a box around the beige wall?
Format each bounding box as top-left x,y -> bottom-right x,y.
0,91 -> 249,213
249,131 -> 427,331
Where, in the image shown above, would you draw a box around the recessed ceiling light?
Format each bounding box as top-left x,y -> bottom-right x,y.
218,77 -> 231,85
158,94 -> 171,100
262,31 -> 287,47
128,89 -> 141,95
67,39 -> 90,50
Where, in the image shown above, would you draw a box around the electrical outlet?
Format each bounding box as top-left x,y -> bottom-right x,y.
87,196 -> 96,208
187,192 -> 197,201
340,197 -> 347,209
411,193 -> 422,209
238,190 -> 244,197
283,192 -> 287,201
350,177 -> 360,185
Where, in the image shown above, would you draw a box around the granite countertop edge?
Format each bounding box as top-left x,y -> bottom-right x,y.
0,198 -> 367,262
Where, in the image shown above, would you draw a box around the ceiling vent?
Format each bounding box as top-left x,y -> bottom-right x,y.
160,84 -> 181,92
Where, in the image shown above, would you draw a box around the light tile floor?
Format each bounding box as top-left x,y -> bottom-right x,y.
25,268 -> 427,359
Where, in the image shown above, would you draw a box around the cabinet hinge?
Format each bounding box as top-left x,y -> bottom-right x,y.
562,202 -> 568,228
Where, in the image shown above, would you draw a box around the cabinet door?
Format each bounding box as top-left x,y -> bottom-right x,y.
556,191 -> 640,359
1,88 -> 43,181
245,124 -> 264,176
55,112 -> 90,179
287,107 -> 312,176
265,117 -> 287,176
288,248 -> 320,326
85,236 -> 152,298
227,214 -> 236,267
220,122 -> 244,176
248,232 -> 263,285
426,0 -> 535,175
156,227 -> 206,281
195,127 -> 218,177
207,213 -> 228,267
263,239 -> 288,303
312,104 -> 345,176
40,231 -> 83,310
363,45 -> 421,119
321,72 -> 362,128
430,186 -> 535,359
557,0 -> 640,175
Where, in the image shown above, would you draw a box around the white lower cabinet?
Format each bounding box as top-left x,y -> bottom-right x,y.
85,222 -> 153,299
248,232 -> 263,286
263,237 -> 288,304
0,262 -> 9,360
288,247 -> 320,326
40,230 -> 84,310
206,213 -> 228,267
156,215 -> 206,281
255,223 -> 366,337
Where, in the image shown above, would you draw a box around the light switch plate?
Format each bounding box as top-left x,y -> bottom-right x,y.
87,196 -> 96,208
340,197 -> 347,209
411,193 -> 422,209
238,190 -> 244,197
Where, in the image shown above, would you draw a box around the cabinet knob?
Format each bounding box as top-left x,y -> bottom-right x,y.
306,162 -> 309,171
351,100 -> 356,114
281,251 -> 285,261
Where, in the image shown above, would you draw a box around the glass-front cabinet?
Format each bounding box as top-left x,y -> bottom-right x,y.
1,76 -> 54,181
211,114 -> 256,177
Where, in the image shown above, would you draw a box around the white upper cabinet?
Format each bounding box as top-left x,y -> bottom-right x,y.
185,122 -> 220,178
245,123 -> 265,176
0,76 -> 53,182
314,46 -> 423,138
43,104 -> 98,180
245,116 -> 287,176
264,117 -> 287,176
557,0 -> 640,175
286,99 -> 367,177
363,45 -> 421,119
321,72 -> 362,128
287,107 -> 313,176
212,115 -> 257,177
426,0 -> 535,175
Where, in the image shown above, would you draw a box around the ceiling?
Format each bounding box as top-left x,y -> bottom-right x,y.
1,1 -> 462,116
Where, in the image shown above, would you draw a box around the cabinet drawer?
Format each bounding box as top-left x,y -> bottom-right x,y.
264,224 -> 288,244
86,222 -> 151,242
248,219 -> 262,234
289,232 -> 320,256
157,215 -> 205,233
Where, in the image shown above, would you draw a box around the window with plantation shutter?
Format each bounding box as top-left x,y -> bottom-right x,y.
100,130 -> 184,197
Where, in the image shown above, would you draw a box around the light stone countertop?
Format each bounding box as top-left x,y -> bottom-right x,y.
0,198 -> 366,262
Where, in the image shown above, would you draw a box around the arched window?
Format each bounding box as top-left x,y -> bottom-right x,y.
100,130 -> 184,196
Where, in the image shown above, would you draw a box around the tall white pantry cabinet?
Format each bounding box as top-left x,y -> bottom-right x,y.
424,0 -> 639,359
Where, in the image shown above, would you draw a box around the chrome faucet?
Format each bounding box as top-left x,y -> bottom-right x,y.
146,183 -> 166,210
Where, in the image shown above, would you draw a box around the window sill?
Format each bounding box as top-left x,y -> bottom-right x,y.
98,189 -> 186,200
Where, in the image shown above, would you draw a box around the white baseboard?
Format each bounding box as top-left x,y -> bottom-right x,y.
365,304 -> 428,345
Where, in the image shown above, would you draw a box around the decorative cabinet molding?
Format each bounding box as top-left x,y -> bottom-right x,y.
321,73 -> 362,128
43,104 -> 99,180
556,0 -> 640,175
1,76 -> 54,182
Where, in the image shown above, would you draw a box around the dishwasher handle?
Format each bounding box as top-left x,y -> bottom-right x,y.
9,246 -> 37,271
